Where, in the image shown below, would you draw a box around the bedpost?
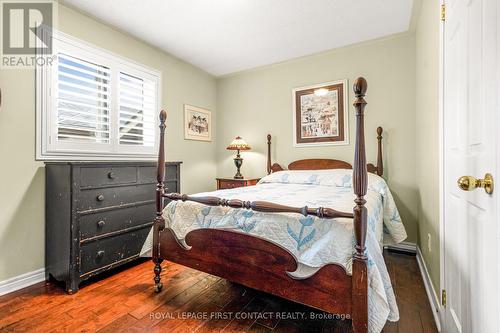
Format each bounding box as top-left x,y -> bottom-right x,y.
267,134 -> 272,174
367,127 -> 384,176
352,78 -> 368,333
266,134 -> 285,173
153,109 -> 167,293
376,127 -> 383,176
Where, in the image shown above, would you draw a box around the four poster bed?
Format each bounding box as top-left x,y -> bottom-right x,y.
148,77 -> 406,333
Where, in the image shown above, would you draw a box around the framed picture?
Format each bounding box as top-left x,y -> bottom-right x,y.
292,79 -> 349,147
184,104 -> 212,141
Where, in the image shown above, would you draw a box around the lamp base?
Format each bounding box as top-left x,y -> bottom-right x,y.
233,153 -> 243,179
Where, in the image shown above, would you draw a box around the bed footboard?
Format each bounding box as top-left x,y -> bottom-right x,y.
159,227 -> 353,315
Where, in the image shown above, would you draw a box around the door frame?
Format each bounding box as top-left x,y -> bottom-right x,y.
438,0 -> 445,330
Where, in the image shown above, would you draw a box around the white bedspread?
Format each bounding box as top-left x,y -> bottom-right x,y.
141,169 -> 407,333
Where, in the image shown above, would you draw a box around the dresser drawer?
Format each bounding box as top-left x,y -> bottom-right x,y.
138,165 -> 179,183
221,180 -> 240,189
80,166 -> 137,188
79,203 -> 155,239
217,178 -> 260,190
164,180 -> 179,193
77,183 -> 155,211
79,227 -> 150,275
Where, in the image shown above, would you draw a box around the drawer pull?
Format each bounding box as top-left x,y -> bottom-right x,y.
97,220 -> 105,228
96,194 -> 104,202
96,250 -> 105,260
108,171 -> 115,179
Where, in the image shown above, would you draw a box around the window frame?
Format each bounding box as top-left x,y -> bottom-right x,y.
36,29 -> 162,160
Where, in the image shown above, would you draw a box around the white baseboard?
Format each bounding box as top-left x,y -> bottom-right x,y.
0,268 -> 45,296
416,247 -> 442,332
384,241 -> 417,254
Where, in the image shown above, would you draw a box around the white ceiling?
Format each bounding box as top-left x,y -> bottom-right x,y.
63,0 -> 414,76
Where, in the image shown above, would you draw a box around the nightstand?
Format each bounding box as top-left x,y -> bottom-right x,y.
216,178 -> 260,190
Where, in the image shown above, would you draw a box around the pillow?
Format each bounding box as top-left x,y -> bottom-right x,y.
258,169 -> 387,191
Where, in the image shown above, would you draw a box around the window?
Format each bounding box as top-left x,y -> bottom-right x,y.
37,30 -> 161,159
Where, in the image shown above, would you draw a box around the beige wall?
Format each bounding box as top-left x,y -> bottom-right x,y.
415,0 -> 441,292
0,3 -> 442,290
0,4 -> 217,281
216,34 -> 418,243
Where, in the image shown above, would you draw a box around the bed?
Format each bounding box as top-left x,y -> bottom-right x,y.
146,77 -> 407,333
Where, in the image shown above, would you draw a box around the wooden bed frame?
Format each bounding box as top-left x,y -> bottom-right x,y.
152,77 -> 383,333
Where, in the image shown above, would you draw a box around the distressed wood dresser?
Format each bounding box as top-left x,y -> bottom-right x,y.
45,161 -> 181,293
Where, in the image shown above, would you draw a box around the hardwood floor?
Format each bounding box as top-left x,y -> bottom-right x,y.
0,251 -> 437,333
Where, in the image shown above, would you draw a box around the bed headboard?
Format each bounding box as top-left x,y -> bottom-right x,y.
266,126 -> 384,176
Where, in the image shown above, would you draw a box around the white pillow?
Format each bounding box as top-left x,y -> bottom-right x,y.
258,169 -> 387,191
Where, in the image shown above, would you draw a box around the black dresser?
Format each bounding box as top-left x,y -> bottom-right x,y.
45,161 -> 181,293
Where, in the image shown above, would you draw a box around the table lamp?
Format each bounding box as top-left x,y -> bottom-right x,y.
226,136 -> 251,179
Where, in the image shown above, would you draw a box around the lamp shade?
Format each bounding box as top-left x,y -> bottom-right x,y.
226,136 -> 251,151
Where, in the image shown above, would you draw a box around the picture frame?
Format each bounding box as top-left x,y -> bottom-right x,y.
292,79 -> 349,147
184,104 -> 212,142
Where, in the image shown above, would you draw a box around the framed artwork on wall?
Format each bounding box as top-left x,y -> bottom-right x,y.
184,104 -> 212,141
292,79 -> 349,147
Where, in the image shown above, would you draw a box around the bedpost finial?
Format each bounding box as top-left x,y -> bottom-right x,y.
353,77 -> 368,97
377,126 -> 383,137
159,109 -> 167,124
267,134 -> 272,175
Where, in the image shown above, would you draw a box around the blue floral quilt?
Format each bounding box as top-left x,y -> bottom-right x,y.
141,169 -> 407,333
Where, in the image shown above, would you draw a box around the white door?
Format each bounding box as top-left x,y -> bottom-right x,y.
443,0 -> 499,332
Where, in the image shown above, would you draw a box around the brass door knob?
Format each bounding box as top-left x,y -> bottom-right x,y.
457,173 -> 494,194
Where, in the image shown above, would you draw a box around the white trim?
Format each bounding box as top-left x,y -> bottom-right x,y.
416,246 -> 442,332
0,268 -> 45,297
438,0 -> 446,329
383,241 -> 417,254
497,1 -> 500,327
35,27 -> 162,161
292,79 -> 349,147
47,29 -> 161,79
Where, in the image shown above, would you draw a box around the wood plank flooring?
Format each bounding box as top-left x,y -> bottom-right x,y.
0,251 -> 438,333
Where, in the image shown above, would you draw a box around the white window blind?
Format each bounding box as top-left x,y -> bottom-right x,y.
118,72 -> 156,147
57,54 -> 111,143
36,30 -> 161,160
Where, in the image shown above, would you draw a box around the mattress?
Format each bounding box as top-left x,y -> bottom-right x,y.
141,169 -> 407,333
